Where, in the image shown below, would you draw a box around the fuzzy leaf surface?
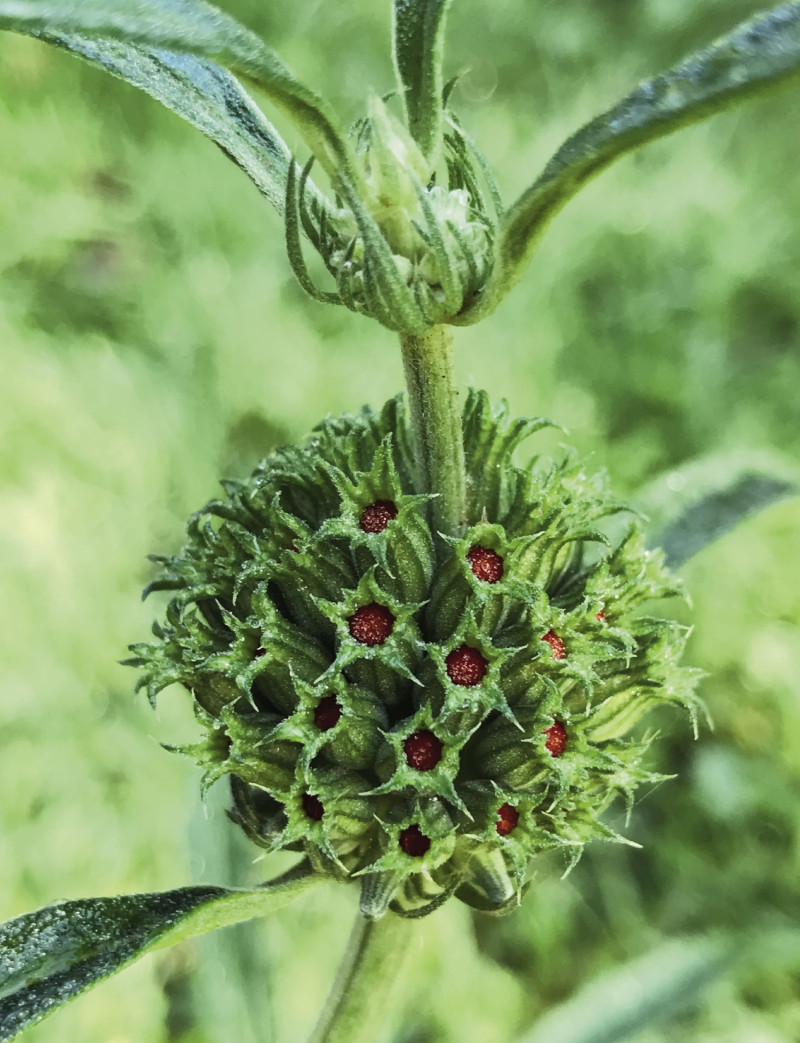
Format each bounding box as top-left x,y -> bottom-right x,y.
10,27 -> 291,213
0,0 -> 357,185
393,0 -> 452,162
517,935 -> 734,1043
459,1 -> 800,322
635,451 -> 800,569
0,861 -> 320,1042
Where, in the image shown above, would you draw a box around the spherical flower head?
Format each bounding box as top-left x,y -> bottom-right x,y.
129,391 -> 700,919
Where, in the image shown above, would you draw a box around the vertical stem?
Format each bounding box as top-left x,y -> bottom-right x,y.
308,329 -> 462,1042
307,911 -> 416,1043
400,324 -> 467,537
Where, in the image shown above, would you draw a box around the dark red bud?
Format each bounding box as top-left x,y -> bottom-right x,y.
254,647 -> 267,658
359,500 -> 398,533
348,603 -> 395,646
399,824 -> 431,857
595,610 -> 607,623
496,803 -> 519,836
543,720 -> 567,757
314,695 -> 342,732
446,645 -> 488,687
302,793 -> 325,821
466,545 -> 504,583
541,629 -> 566,660
403,730 -> 443,771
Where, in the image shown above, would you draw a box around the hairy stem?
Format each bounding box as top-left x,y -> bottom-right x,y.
307,911 -> 416,1043
400,325 -> 467,537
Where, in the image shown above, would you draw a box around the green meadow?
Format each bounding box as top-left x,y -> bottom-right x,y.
1,1 -> 799,1040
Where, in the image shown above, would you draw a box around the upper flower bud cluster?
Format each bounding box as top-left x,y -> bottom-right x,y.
128,392 -> 701,918
288,100 -> 496,331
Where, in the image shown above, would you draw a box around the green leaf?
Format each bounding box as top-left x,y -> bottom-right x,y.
517,935 -> 734,1043
0,0 -> 359,188
285,158 -> 342,304
635,451 -> 800,569
0,861 -> 322,1042
458,1 -> 800,323
23,29 -> 292,214
393,0 -> 452,163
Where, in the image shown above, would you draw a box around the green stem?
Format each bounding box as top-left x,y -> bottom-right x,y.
400,325 -> 467,537
307,911 -> 415,1043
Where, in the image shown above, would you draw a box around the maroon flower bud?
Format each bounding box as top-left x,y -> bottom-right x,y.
349,603 -> 395,645
543,720 -> 567,757
314,695 -> 342,731
541,629 -> 566,660
466,545 -> 504,583
359,500 -> 399,533
496,802 -> 519,836
446,645 -> 488,687
399,824 -> 431,857
302,793 -> 325,821
403,730 -> 443,771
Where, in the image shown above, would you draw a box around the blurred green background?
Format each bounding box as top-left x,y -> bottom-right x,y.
1,1 -> 800,1040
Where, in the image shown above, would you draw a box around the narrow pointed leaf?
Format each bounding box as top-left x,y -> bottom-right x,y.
634,451 -> 800,569
0,0 -> 360,187
0,861 -> 322,1042
393,0 -> 452,162
518,935 -> 734,1043
459,1 -> 800,323
285,158 -> 342,303
18,29 -> 292,214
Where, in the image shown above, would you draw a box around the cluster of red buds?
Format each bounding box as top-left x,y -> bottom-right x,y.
129,391 -> 699,918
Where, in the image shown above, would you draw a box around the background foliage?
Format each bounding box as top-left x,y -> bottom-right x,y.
1,0 -> 799,1040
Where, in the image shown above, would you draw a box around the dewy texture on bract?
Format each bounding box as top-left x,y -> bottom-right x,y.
289,98 -> 496,333
128,391 -> 701,918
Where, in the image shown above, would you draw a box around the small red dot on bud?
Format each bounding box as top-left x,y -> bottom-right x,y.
403,730 -> 444,771
466,545 -> 504,584
496,803 -> 520,836
446,645 -> 488,687
348,603 -> 395,646
595,610 -> 607,623
314,695 -> 342,732
302,793 -> 325,821
254,647 -> 267,658
359,500 -> 398,534
541,629 -> 567,660
399,824 -> 431,857
543,721 -> 568,757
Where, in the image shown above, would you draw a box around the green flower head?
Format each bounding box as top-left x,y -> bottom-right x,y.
289,97 -> 496,331
129,392 -> 700,919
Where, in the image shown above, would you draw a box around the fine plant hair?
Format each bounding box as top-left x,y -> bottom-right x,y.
1,2 -> 800,1042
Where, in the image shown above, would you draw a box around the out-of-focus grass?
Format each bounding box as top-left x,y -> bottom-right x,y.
0,1 -> 799,1041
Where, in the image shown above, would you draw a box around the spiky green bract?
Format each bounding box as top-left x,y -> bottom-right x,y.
288,100 -> 496,332
128,391 -> 700,918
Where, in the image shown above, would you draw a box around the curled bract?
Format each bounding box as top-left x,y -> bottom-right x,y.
288,99 -> 497,332
128,391 -> 701,918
